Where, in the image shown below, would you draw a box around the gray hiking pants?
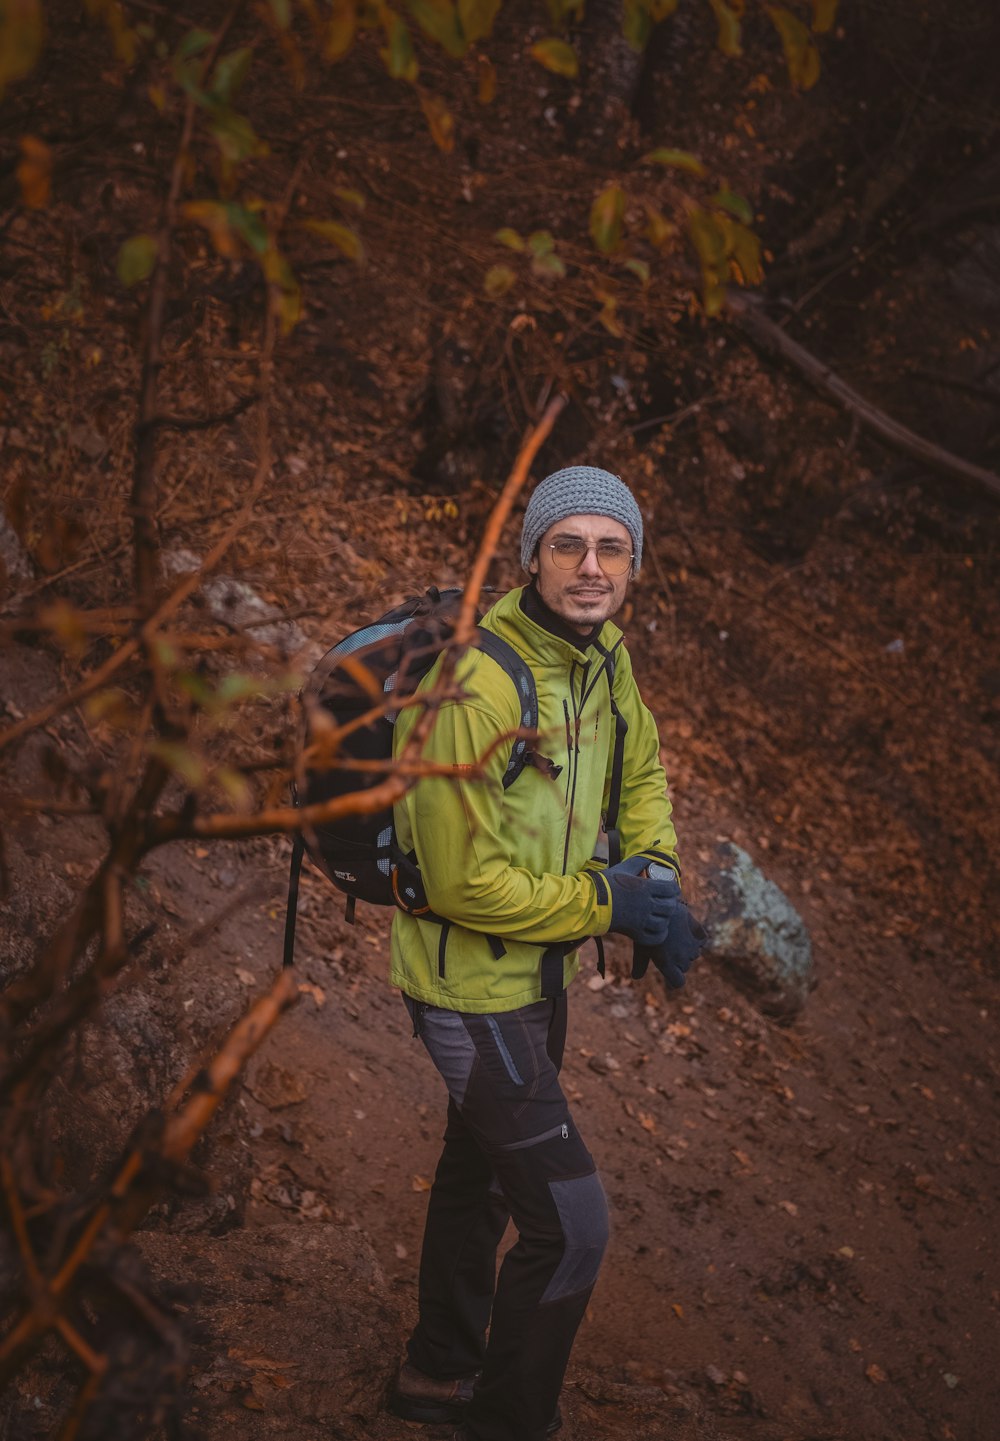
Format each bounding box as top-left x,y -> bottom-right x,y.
403,991 -> 609,1441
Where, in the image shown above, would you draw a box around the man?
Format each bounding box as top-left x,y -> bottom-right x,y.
387,466 -> 703,1441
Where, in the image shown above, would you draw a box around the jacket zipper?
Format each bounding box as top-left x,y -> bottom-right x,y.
562,699 -> 572,802
561,660 -> 588,874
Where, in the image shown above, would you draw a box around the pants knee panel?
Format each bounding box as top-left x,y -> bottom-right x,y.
540,1171 -> 610,1303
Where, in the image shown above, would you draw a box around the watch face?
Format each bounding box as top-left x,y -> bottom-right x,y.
647,862 -> 677,885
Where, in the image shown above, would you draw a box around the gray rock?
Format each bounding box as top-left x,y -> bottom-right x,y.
704,843 -> 813,1019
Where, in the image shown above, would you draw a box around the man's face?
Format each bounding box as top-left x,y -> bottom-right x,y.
528,513 -> 633,634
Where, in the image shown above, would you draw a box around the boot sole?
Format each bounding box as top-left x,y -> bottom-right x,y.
388,1391 -> 562,1434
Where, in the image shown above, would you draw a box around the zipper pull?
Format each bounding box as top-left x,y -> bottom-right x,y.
561,1123 -> 569,1140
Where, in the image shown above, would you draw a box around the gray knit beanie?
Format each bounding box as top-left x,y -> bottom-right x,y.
520,466 -> 643,574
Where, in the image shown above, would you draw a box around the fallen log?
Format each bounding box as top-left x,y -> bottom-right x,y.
726,292 -> 1000,502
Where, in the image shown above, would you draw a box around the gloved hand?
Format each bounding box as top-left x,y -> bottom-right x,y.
602,854 -> 682,948
632,904 -> 707,988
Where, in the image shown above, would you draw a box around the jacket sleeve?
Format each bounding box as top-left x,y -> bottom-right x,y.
604,643 -> 681,877
401,676 -> 612,943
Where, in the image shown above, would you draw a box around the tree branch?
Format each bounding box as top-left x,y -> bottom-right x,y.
726,293 -> 1000,502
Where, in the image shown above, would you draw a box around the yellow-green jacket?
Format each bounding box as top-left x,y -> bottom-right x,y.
390,585 -> 679,1012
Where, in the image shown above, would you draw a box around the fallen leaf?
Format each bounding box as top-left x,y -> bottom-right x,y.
412,1174 -> 431,1192
779,1199 -> 799,1216
297,981 -> 326,1007
865,1362 -> 888,1384
639,1112 -> 657,1133
672,1302 -> 684,1318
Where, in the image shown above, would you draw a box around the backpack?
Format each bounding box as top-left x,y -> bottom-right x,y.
281,587 -> 538,967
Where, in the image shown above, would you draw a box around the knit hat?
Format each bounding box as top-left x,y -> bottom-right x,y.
520,466 -> 643,574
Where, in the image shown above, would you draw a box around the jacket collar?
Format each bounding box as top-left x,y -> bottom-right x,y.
480,584 -> 622,666
519,580 -> 601,650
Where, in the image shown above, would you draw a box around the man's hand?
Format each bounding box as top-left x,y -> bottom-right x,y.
631,904 -> 707,989
602,854 -> 681,947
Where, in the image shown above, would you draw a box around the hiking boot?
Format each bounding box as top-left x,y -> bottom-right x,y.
387,1362 -> 476,1424
445,1405 -> 563,1437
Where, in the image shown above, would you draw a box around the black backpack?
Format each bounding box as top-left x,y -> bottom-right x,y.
281,588 -> 538,966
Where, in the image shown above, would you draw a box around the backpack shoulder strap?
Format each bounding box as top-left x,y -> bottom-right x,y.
593,637 -> 628,867
475,628 -> 538,791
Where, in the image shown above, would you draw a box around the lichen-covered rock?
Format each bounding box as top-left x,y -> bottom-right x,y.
704,843 -> 813,1019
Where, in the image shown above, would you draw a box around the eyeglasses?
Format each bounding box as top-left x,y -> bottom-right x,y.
545,538 -> 634,576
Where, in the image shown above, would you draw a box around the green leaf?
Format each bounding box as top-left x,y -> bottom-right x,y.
301,218 -> 364,260
494,227 -> 524,251
150,740 -> 206,788
380,12 -> 419,80
458,0 -> 501,44
623,257 -> 650,285
210,46 -> 253,105
484,264 -> 516,297
529,38 -> 579,78
209,110 -> 268,163
623,0 -> 677,49
176,27 -> 213,60
811,0 -> 837,33
531,251 -> 566,279
230,204 -> 270,255
767,6 -> 821,89
527,230 -> 555,257
407,0 -> 466,58
216,765 -> 253,809
622,0 -> 652,52
267,0 -> 292,26
642,147 -> 706,176
708,0 -> 742,57
589,185 -> 626,255
713,188 -> 753,224
117,234 -> 158,286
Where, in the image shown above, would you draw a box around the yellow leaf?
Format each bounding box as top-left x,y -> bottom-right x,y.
672,1301 -> 684,1318
301,217 -> 364,260
182,200 -> 239,258
420,90 -> 455,152
767,5 -> 820,90
529,37 -> 578,78
641,146 -> 705,176
0,0 -> 45,99
298,981 -> 326,1007
708,0 -> 742,56
589,185 -> 626,255
412,1174 -> 432,1192
811,0 -> 837,32
484,264 -> 516,298
644,205 -> 677,249
325,0 -> 357,60
16,134 -> 51,209
477,55 -> 497,103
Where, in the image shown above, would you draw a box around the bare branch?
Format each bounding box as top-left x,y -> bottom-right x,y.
727,292 -> 1000,502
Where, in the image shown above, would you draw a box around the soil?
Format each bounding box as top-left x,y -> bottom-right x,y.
2,4 -> 1000,1440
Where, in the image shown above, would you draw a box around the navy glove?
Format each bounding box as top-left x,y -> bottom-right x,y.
601,854 -> 682,948
632,903 -> 707,989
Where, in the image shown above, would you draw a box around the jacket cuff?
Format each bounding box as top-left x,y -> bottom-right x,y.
634,848 -> 681,883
